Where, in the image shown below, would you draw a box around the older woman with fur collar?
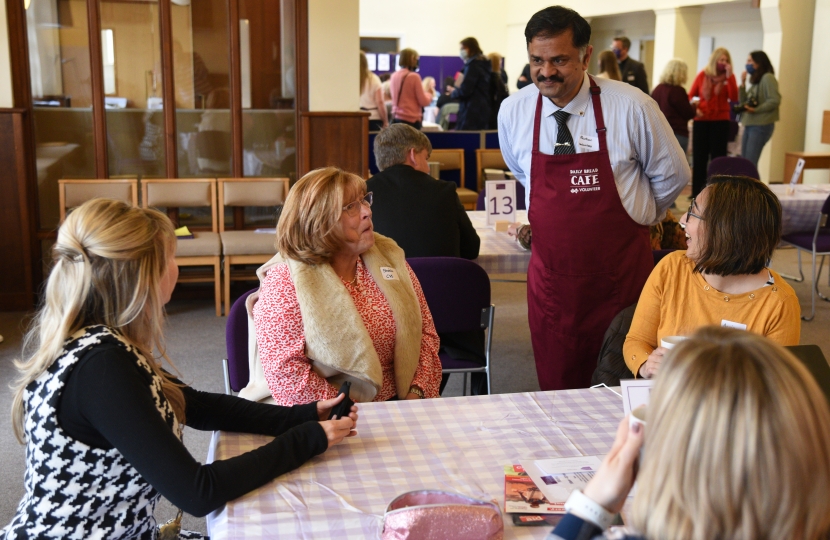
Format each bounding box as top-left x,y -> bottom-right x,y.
245,167 -> 442,405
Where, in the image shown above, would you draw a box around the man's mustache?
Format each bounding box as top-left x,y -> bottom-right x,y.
536,74 -> 564,83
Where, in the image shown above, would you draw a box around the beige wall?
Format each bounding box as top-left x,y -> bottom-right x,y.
308,0 -> 359,111
0,0 -> 13,108
359,0 -> 508,60
803,0 -> 830,184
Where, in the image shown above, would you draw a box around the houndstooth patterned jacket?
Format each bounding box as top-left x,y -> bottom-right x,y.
1,325 -> 204,540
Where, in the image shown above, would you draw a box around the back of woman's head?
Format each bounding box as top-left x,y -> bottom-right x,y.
633,326 -> 830,540
399,48 -> 419,70
659,58 -> 688,87
12,199 -> 178,441
694,175 -> 781,276
360,50 -> 370,93
598,50 -> 621,81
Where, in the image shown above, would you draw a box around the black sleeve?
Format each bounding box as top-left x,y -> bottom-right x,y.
60,347 -> 328,517
635,63 -> 650,94
182,385 -> 321,435
453,191 -> 481,260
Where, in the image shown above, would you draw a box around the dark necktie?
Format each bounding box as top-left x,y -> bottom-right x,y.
553,110 -> 575,155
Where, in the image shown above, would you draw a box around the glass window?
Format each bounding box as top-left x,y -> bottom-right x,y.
99,0 -> 165,179
240,0 -> 296,182
28,0 -> 96,229
173,0 -> 232,179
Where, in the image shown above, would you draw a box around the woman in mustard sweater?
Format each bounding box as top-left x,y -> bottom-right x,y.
623,175 -> 800,379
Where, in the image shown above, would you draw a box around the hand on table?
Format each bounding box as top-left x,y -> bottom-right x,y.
317,392 -> 359,423
582,416 -> 644,514
507,222 -> 524,237
405,392 -> 421,400
318,417 -> 357,448
637,347 -> 668,379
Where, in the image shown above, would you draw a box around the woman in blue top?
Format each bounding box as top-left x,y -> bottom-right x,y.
548,326 -> 830,540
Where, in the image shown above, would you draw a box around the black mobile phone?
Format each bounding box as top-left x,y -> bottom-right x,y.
328,381 -> 354,420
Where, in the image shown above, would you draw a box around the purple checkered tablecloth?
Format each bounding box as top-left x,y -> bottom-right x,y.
206,388 -> 623,539
469,210 -> 531,274
769,184 -> 830,236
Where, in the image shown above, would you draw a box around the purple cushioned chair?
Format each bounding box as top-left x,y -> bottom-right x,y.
407,257 -> 495,395
707,156 -> 760,181
222,288 -> 257,394
476,182 -> 527,211
781,194 -> 830,321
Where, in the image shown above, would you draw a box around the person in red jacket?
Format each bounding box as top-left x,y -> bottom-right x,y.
688,47 -> 738,197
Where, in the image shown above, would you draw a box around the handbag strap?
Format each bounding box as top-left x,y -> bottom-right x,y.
395,71 -> 411,107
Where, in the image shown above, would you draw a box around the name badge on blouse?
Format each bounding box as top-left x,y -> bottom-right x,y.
577,135 -> 599,152
721,319 -> 747,331
380,267 -> 399,280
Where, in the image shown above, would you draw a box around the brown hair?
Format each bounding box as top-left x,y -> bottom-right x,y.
460,37 -> 483,58
598,50 -> 621,81
633,326 -> 830,540
694,175 -> 781,276
276,167 -> 366,265
487,52 -> 503,73
360,51 -> 371,93
613,36 -> 631,51
398,48 -> 419,70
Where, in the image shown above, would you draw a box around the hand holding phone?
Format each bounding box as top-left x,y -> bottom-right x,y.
328,381 -> 355,420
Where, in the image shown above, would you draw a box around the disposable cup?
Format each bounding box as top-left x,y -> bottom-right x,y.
660,335 -> 687,350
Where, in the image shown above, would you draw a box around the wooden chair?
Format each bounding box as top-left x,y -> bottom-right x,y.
142,178 -> 222,316
430,148 -> 477,210
58,178 -> 138,223
218,178 -> 289,313
475,149 -> 509,192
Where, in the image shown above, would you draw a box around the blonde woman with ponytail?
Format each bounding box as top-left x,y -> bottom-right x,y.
546,326 -> 830,540
2,199 -> 358,539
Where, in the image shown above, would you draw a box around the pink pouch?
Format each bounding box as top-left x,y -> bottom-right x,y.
381,490 -> 504,540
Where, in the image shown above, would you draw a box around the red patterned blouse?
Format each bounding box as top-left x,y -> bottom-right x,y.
253,258 -> 442,405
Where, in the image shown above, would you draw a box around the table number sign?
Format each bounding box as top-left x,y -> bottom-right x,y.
790,158 -> 806,185
485,180 -> 517,227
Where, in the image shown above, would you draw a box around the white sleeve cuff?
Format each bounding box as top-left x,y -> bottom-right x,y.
563,489 -> 616,531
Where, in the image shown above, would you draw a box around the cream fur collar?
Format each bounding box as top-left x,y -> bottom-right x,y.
240,233 -> 422,402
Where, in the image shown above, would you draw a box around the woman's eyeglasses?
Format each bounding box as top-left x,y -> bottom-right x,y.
342,192 -> 373,217
685,198 -> 705,223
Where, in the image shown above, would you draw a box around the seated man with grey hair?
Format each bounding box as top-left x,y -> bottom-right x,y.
368,124 -> 480,259
368,124 -> 487,395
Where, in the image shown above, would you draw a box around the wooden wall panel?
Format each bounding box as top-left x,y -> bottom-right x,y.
299,112 -> 369,177
0,109 -> 36,311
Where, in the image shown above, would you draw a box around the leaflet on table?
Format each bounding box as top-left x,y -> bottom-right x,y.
521,456 -> 603,506
504,464 -> 565,514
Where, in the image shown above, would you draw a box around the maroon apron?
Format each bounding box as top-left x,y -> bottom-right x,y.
527,76 -> 653,390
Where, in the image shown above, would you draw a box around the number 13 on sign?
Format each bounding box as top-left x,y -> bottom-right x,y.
485,180 -> 517,227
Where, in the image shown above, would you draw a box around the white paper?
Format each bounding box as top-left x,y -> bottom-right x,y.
790,158 -> 806,185
366,53 -> 377,72
523,456 -> 603,504
377,54 -> 390,71
576,134 -> 599,152
485,180 -> 517,227
621,379 -> 655,416
721,319 -> 747,330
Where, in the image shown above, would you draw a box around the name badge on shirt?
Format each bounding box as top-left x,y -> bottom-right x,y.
577,135 -> 599,152
721,319 -> 747,331
380,267 -> 399,280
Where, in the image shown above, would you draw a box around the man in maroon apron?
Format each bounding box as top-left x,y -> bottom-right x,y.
498,6 -> 689,390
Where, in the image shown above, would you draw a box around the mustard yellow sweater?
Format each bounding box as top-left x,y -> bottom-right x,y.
623,251 -> 801,376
